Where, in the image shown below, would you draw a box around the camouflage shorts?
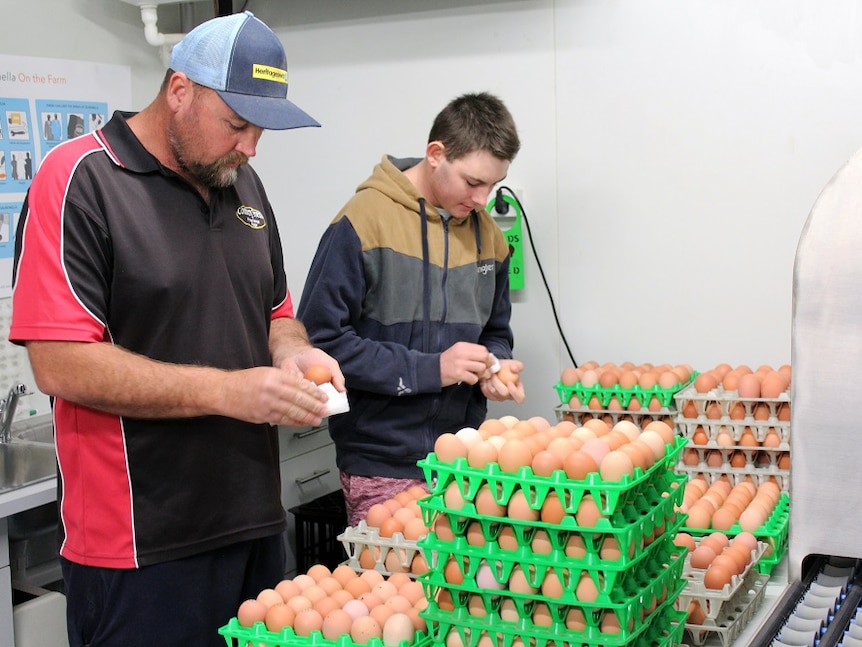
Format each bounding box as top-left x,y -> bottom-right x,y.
339,471 -> 428,527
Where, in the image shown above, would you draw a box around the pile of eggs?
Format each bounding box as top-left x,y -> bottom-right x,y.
679,477 -> 782,533
433,415 -> 677,484
690,363 -> 791,400
682,427 -> 789,470
355,486 -> 431,575
675,530 -> 759,592
559,361 -> 694,412
235,564 -> 426,645
363,487 -> 429,541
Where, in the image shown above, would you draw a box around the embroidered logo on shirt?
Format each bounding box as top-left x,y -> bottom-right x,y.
236,205 -> 266,229
397,378 -> 412,396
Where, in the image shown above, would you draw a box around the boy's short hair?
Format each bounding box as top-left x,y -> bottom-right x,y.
428,92 -> 520,162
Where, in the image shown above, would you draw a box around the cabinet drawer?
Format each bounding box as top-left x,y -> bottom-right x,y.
280,442 -> 340,577
278,422 -> 331,461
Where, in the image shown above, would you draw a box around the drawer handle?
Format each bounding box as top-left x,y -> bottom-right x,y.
295,468 -> 331,484
293,425 -> 326,439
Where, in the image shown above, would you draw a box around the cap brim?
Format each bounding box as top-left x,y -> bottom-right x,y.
217,90 -> 321,130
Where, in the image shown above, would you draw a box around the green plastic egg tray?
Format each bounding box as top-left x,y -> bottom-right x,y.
417,470 -> 685,546
418,548 -> 686,611
419,578 -> 687,647
417,513 -> 683,592
218,618 -> 431,647
554,373 -> 697,408
419,435 -> 687,518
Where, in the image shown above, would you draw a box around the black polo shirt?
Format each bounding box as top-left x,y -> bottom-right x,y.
10,111 -> 292,568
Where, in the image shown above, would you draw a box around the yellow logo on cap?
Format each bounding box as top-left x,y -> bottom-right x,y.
252,64 -> 288,84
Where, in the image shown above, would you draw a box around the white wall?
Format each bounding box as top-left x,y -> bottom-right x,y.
5,0 -> 860,422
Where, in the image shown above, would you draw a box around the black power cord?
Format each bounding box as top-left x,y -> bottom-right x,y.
494,186 -> 579,368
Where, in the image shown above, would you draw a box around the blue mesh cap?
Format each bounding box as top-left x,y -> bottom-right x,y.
170,11 -> 320,130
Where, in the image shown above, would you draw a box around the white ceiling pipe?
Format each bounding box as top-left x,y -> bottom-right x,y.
139,4 -> 185,67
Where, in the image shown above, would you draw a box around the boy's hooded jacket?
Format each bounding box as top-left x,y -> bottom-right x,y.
297,155 -> 514,479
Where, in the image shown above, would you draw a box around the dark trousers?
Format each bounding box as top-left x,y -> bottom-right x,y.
62,534 -> 284,647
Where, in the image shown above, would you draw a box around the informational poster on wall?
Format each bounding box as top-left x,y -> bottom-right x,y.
0,54 -> 131,297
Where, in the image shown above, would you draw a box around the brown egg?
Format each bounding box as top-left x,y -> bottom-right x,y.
497,439 -> 533,473
275,578 -> 302,602
540,493 -> 566,524
369,604 -> 395,630
265,603 -> 296,632
643,420 -> 676,445
294,609 -> 324,636
541,570 -> 565,598
507,489 -> 540,521
694,373 -> 718,393
304,364 -> 333,385
344,577 -> 372,599
350,615 -> 383,644
322,608 -> 354,640
467,440 -> 498,469
433,433 -> 468,463
565,533 -> 587,559
687,600 -> 707,626
575,572 -> 601,602
689,545 -> 716,569
531,529 -> 553,554
599,450 -> 634,481
618,442 -> 648,472
497,525 -> 520,551
379,517 -> 404,539
402,517 -> 428,541
531,449 -> 564,477
257,588 -> 285,608
704,564 -> 732,590
575,496 -> 604,527
313,597 -> 340,619
474,484 -> 506,517
237,598 -> 267,627
508,565 -> 538,595
563,450 -> 599,480
365,503 -> 392,530
737,374 -> 761,398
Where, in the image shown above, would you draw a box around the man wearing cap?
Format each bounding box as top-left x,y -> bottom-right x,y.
9,12 -> 338,647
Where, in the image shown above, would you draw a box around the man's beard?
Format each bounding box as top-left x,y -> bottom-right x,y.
168,123 -> 248,188
188,152 -> 248,188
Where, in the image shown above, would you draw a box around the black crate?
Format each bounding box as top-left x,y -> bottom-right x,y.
289,490 -> 348,574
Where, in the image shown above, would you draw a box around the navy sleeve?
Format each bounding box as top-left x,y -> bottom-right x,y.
297,218 -> 442,395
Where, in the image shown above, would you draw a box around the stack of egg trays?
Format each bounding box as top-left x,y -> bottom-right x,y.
681,569 -> 770,647
677,539 -> 770,620
412,453 -> 689,644
217,617 -> 434,647
338,521 -> 424,576
672,384 -> 790,483
680,492 -> 791,576
553,373 -> 697,410
417,435 -> 687,519
414,506 -> 687,646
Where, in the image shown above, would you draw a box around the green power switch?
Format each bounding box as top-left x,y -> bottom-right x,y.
486,192 -> 525,290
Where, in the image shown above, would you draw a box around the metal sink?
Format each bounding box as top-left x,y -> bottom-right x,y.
0,442 -> 57,494
12,424 -> 55,445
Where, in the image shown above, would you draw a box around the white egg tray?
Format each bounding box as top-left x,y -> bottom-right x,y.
675,419 -> 790,446
673,384 -> 790,423
554,404 -> 675,428
682,569 -> 770,647
678,541 -> 769,619
338,521 -> 426,576
678,445 -> 790,470
674,463 -> 790,493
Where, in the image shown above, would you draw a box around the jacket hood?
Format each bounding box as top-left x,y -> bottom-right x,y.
357,155 -> 442,219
